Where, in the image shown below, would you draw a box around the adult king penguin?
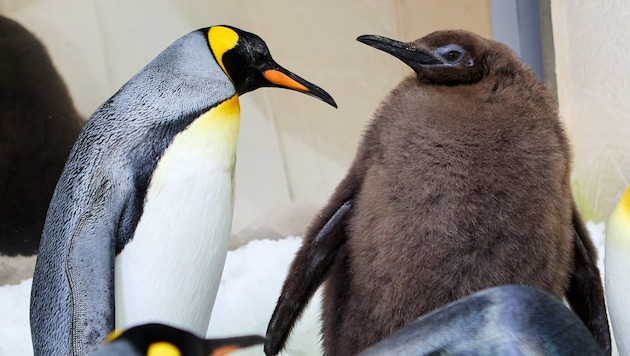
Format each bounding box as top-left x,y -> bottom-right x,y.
265,30 -> 610,355
606,186 -> 630,356
30,25 -> 336,356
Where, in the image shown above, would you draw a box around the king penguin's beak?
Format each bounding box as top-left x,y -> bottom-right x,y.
262,64 -> 337,108
209,345 -> 239,356
207,335 -> 266,356
357,34 -> 442,68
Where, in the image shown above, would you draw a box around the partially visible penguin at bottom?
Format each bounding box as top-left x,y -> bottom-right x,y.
265,30 -> 610,355
0,15 -> 83,284
93,323 -> 265,356
359,285 -> 604,356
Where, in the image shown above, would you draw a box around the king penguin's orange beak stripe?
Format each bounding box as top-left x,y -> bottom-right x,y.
263,69 -> 309,92
209,345 -> 240,356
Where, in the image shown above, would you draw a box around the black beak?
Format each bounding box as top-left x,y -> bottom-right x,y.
357,34 -> 442,69
262,62 -> 337,108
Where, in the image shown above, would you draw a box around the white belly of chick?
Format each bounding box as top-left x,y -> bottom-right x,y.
115,96 -> 240,336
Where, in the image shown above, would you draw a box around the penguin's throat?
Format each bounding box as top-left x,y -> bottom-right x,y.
165,95 -> 241,170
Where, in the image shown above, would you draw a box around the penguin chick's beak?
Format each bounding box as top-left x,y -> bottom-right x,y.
207,335 -> 266,356
357,34 -> 442,70
262,66 -> 337,108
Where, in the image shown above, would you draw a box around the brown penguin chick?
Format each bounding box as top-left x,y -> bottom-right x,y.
265,30 -> 610,356
0,15 -> 83,257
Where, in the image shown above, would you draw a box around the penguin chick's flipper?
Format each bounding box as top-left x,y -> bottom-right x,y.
92,323 -> 265,356
358,285 -> 605,356
566,201 -> 611,355
265,195 -> 353,356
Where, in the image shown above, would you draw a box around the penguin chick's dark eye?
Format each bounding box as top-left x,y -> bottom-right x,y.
435,44 -> 466,64
444,51 -> 461,61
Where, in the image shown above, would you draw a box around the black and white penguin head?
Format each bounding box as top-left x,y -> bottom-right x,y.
95,323 -> 265,356
207,25 -> 336,107
357,30 -> 519,86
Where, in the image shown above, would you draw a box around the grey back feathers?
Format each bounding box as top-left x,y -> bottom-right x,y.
30,29 -> 234,355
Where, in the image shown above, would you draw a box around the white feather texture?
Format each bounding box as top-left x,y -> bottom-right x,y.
605,187 -> 630,356
115,96 -> 240,336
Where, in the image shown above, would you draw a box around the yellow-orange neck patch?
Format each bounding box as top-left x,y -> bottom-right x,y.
607,186 -> 630,250
208,26 -> 239,77
618,187 -> 630,216
104,329 -> 123,343
147,341 -> 182,356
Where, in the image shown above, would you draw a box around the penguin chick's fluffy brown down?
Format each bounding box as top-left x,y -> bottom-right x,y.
265,30 -> 610,356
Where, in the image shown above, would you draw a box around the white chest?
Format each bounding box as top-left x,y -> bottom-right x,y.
605,189 -> 630,356
114,96 -> 240,336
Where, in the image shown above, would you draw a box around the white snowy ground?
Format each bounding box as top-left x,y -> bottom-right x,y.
0,237 -> 321,356
0,224 -> 617,356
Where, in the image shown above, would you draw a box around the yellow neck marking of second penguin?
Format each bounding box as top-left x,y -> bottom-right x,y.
208,26 -> 239,76
147,341 -> 181,356
608,187 -> 630,249
104,329 -> 123,343
617,187 -> 630,216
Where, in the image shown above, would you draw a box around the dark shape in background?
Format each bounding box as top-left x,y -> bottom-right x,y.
0,15 -> 83,256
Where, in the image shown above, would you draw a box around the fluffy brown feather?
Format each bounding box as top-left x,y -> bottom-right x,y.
267,30 -> 609,356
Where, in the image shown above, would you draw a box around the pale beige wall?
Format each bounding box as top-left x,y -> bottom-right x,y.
1,0 -> 491,240
551,1 -> 630,222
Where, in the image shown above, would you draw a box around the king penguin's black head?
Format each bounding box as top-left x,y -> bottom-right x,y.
95,323 -> 265,356
205,25 -> 336,108
358,30 -> 514,86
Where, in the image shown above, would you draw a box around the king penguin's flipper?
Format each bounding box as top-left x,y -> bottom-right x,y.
566,201 -> 611,355
30,134 -> 133,355
359,285 -> 604,356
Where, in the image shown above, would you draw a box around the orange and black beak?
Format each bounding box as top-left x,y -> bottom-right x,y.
260,64 -> 337,108
215,25 -> 337,108
206,334 -> 266,356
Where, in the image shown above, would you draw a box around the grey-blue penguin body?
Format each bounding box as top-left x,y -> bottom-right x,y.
30,30 -> 233,355
30,26 -> 336,355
